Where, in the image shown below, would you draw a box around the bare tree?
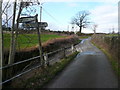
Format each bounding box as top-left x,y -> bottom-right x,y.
91,24 -> 98,35
8,1 -> 39,65
8,0 -> 17,64
71,11 -> 90,34
2,0 -> 12,30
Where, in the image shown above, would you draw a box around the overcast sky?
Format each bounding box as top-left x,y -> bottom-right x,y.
2,0 -> 119,33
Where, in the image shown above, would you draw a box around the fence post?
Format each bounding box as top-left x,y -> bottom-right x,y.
71,44 -> 74,53
63,47 -> 66,58
110,37 -> 112,49
44,53 -> 49,66
102,37 -> 104,43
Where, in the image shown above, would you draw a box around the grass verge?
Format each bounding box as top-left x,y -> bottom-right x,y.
12,51 -> 79,88
92,41 -> 119,77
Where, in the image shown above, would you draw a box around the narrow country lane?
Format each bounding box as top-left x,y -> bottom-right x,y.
44,38 -> 118,88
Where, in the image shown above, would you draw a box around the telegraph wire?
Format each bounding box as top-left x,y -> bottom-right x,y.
42,7 -> 64,26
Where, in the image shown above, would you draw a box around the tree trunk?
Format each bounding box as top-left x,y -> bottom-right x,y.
8,0 -> 17,64
0,1 -> 3,89
79,26 -> 82,34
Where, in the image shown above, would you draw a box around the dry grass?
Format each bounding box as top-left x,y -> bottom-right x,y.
91,34 -> 119,62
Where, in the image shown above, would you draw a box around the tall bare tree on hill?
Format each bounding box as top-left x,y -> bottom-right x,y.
71,11 -> 90,34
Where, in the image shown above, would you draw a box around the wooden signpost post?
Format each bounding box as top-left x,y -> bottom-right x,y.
19,14 -> 44,66
35,14 -> 44,66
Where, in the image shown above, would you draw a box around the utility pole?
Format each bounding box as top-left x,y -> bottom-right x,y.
112,26 -> 115,34
40,4 -> 42,26
39,3 -> 44,66
0,0 -> 3,89
67,25 -> 69,31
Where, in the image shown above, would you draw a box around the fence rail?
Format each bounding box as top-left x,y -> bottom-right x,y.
0,56 -> 40,70
0,44 -> 75,85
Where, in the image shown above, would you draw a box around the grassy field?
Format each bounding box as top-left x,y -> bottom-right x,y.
79,36 -> 90,39
4,33 -> 65,49
105,34 -> 118,37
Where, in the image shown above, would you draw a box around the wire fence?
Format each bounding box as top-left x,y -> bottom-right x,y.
1,44 -> 76,85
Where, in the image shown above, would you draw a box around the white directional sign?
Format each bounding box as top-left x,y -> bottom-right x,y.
19,16 -> 36,23
23,22 -> 48,28
19,15 -> 48,29
38,22 -> 48,27
23,23 -> 37,28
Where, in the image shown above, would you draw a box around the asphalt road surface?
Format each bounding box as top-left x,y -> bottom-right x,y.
44,38 -> 118,88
